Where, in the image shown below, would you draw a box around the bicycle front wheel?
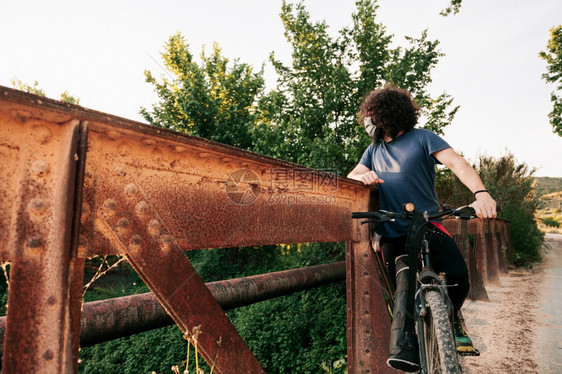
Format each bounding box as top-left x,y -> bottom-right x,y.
420,289 -> 460,374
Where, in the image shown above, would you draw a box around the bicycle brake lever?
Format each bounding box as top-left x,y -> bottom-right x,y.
360,219 -> 381,225
454,206 -> 477,220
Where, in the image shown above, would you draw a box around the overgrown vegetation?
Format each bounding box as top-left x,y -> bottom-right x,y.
536,190 -> 562,234
10,78 -> 80,104
436,152 -> 544,266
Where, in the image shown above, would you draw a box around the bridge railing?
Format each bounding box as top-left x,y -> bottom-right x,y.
0,86 -> 512,373
0,86 -> 391,373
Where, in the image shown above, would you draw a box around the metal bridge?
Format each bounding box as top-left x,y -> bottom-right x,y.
0,86 -> 512,373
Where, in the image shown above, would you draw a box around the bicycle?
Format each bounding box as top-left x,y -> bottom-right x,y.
352,203 -> 478,374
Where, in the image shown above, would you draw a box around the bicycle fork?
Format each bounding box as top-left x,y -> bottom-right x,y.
415,236 -> 457,373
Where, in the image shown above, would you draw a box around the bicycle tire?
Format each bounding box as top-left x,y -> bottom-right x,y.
420,289 -> 460,374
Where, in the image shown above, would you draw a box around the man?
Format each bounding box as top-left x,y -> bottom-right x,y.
348,85 -> 496,372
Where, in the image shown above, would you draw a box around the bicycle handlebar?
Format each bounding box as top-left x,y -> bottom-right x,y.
351,205 -> 477,223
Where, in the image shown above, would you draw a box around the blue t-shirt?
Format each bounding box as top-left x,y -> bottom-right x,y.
359,128 -> 451,238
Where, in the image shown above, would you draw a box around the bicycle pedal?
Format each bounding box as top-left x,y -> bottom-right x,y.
458,348 -> 480,357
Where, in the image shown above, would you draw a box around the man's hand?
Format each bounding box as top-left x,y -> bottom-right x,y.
469,193 -> 497,219
347,163 -> 384,185
357,170 -> 384,185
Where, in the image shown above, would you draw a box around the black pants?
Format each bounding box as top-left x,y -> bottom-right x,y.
380,224 -> 470,314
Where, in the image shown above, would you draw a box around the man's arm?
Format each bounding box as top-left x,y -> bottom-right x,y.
347,163 -> 384,185
433,148 -> 497,219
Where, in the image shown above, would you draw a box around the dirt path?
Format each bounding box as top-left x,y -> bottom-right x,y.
534,233 -> 562,373
458,233 -> 562,374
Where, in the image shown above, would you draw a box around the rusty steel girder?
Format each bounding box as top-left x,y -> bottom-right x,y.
443,218 -> 511,301
0,86 -> 394,374
0,103 -> 87,372
0,261 -> 346,350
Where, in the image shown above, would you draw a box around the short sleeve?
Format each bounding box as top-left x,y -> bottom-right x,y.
424,131 -> 451,158
359,144 -> 374,170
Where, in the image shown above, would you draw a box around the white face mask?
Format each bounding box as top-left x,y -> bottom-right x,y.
363,116 -> 376,137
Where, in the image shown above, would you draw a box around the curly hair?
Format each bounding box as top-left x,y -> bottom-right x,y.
359,85 -> 420,142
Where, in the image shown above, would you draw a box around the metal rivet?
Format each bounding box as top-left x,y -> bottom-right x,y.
113,165 -> 126,176
27,238 -> 43,249
30,160 -> 49,176
159,234 -> 174,251
47,296 -> 56,305
148,219 -> 161,236
28,198 -> 47,216
32,125 -> 53,144
199,152 -> 209,158
142,139 -> 156,146
129,235 -> 142,251
363,271 -> 369,276
117,218 -> 130,228
10,109 -> 31,122
174,146 -> 185,152
135,201 -> 148,215
43,349 -> 54,361
124,183 -> 138,196
102,199 -> 117,215
106,130 -> 120,140
24,238 -> 44,256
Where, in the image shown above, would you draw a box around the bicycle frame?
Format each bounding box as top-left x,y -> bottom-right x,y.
352,204 -> 475,374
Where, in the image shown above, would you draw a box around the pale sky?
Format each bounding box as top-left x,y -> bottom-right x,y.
1,0 -> 561,177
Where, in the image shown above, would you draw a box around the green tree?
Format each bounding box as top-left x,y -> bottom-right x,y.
133,1 -> 461,371
440,0 -> 463,17
539,25 -> 562,136
252,0 -> 459,174
142,1 -> 458,175
141,34 -> 265,150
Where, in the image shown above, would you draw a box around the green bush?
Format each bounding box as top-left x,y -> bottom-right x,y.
230,284 -> 347,374
541,217 -> 561,227
79,326 -> 188,373
78,242 -> 347,372
436,152 -> 544,266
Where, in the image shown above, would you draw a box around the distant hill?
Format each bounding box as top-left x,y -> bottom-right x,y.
534,177 -> 562,197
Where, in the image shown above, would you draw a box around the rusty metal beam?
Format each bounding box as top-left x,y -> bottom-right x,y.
486,220 -> 502,285
0,261 -> 346,350
346,192 -> 394,374
0,109 -> 86,372
0,86 -> 371,373
445,219 -> 489,301
81,261 -> 346,347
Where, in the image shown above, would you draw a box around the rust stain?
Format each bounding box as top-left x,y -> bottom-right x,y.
0,85 -> 512,373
